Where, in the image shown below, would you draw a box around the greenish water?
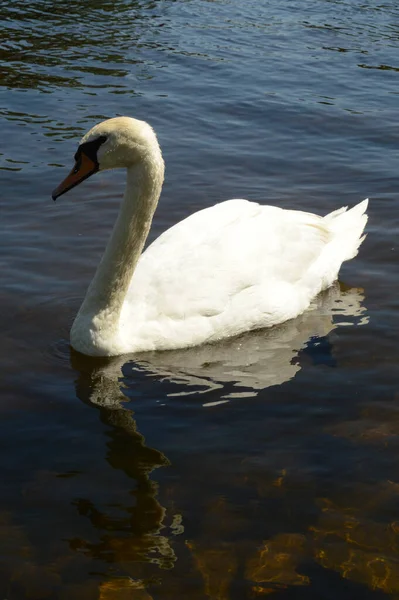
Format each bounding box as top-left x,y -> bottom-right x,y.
1,0 -> 399,598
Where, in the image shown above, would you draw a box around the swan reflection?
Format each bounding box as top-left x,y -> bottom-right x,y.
73,282 -> 367,406
68,283 -> 367,586
127,282 -> 368,402
71,354 -> 178,585
66,283 -> 376,598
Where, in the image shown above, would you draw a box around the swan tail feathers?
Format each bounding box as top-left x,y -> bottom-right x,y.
324,205 -> 348,221
325,198 -> 369,261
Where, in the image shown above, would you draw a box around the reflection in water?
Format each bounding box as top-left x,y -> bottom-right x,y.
70,353 -> 176,591
4,282 -> 398,598
130,283 -> 368,403
65,284 -> 373,597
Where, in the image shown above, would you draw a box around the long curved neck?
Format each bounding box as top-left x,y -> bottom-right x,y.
77,155 -> 164,325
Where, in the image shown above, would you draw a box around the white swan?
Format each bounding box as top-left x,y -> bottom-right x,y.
53,117 -> 368,357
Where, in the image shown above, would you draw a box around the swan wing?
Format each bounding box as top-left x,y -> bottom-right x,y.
121,199 -> 343,350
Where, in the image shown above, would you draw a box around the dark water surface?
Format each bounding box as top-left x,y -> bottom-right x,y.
1,0 -> 399,597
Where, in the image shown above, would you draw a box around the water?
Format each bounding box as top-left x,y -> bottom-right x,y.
1,0 -> 399,597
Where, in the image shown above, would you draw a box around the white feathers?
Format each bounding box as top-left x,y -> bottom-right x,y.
119,197 -> 368,353
68,117 -> 368,356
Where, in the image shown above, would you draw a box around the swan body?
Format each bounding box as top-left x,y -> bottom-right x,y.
53,117 -> 368,357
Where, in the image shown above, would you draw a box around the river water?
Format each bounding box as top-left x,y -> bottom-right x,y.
1,0 -> 399,598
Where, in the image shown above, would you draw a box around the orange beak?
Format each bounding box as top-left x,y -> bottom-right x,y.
52,152 -> 98,200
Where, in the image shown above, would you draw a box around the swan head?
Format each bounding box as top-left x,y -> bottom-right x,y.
52,116 -> 162,200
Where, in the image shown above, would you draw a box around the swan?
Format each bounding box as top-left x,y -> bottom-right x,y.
52,116 -> 368,357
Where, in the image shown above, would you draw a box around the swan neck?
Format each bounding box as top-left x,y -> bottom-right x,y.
77,157 -> 163,324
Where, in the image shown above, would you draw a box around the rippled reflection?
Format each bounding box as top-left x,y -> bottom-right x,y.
70,354 -> 177,577
66,284 -> 368,407
127,283 -> 368,402
61,285 -> 368,595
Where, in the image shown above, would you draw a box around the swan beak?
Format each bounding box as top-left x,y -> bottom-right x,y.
52,152 -> 98,200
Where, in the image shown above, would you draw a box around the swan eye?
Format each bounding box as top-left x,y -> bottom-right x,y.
72,152 -> 82,174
